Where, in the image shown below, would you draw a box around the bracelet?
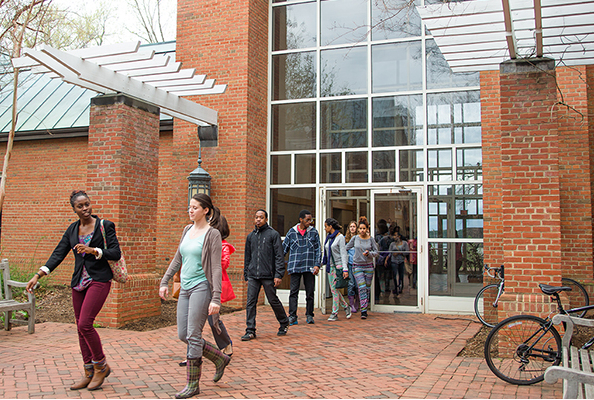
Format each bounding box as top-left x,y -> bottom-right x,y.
34,272 -> 41,279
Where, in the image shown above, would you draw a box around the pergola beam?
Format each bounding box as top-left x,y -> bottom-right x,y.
534,0 -> 544,57
502,0 -> 518,58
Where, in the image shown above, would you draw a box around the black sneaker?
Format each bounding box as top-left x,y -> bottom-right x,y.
361,311 -> 368,319
277,326 -> 288,336
241,332 -> 256,341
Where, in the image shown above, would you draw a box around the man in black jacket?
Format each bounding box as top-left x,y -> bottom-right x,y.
242,209 -> 289,340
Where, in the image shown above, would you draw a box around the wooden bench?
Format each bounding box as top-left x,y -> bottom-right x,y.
545,314 -> 594,398
0,258 -> 37,334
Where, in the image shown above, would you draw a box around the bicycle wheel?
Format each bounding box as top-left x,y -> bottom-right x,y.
484,314 -> 561,385
561,277 -> 590,317
474,284 -> 500,328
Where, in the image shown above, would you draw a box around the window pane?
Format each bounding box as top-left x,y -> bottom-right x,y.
271,155 -> 291,184
346,151 -> 367,183
372,0 -> 421,40
271,102 -> 316,151
399,149 -> 424,182
270,188 -> 316,235
457,148 -> 482,181
295,154 -> 316,184
321,47 -> 367,96
321,153 -> 342,183
372,150 -> 395,182
272,52 -> 316,100
373,95 -> 423,147
426,40 -> 479,89
372,42 -> 422,93
455,184 -> 483,239
321,0 -> 367,46
273,2 -> 317,51
428,149 -> 452,181
427,91 -> 481,145
321,99 -> 367,149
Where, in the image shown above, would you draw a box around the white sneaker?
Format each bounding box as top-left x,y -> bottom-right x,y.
327,313 -> 338,321
345,306 -> 352,319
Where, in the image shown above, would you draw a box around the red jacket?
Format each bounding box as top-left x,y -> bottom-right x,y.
221,240 -> 236,303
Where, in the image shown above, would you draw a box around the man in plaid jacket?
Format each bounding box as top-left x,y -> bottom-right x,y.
283,209 -> 321,325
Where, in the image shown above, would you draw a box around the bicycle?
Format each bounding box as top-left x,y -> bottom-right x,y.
474,265 -> 590,327
484,282 -> 594,385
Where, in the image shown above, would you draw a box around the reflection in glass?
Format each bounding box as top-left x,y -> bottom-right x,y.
428,184 -> 483,239
273,2 -> 317,51
399,149 -> 424,182
428,149 -> 452,181
426,40 -> 480,89
321,0 -> 368,46
321,99 -> 367,149
372,0 -> 421,40
271,103 -> 316,151
271,155 -> 291,184
429,242 -> 483,296
321,153 -> 342,183
272,52 -> 316,100
373,95 -> 423,147
321,47 -> 367,96
427,91 -> 481,145
346,151 -> 367,183
270,188 -> 316,235
457,148 -> 482,180
295,154 -> 316,184
372,42 -> 422,93
373,150 -> 395,182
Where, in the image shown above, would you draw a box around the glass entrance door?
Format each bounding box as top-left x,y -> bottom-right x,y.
371,188 -> 424,313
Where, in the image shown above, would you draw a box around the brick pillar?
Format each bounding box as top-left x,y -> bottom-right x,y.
168,0 -> 269,309
497,59 -> 561,318
88,94 -> 161,327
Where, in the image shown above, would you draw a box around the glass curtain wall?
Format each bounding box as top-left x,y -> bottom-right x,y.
269,0 -> 483,299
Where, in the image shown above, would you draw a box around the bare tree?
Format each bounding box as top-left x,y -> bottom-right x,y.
126,0 -> 169,43
0,0 -> 111,212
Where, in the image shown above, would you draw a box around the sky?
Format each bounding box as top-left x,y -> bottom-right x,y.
53,0 -> 177,45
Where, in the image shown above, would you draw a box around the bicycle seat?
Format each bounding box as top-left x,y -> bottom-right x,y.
539,283 -> 572,295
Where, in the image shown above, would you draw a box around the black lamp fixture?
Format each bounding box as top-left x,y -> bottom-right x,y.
187,125 -> 218,203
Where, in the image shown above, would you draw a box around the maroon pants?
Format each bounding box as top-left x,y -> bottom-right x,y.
71,281 -> 111,363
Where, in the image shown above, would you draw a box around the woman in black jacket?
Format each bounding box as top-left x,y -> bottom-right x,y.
26,190 -> 121,392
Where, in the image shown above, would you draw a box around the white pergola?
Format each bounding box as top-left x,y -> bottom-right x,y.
417,0 -> 594,73
12,41 -> 225,126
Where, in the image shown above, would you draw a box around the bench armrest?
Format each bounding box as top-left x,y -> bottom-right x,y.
552,314 -> 594,348
7,279 -> 28,288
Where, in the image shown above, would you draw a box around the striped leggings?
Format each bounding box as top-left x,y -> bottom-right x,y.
353,263 -> 374,312
329,266 -> 349,314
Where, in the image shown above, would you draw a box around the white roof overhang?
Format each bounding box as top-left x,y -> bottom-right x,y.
417,0 -> 594,73
12,42 -> 226,126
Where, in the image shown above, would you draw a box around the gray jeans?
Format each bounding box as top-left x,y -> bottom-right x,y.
177,280 -> 211,358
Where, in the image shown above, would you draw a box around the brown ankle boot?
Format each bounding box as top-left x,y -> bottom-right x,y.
87,357 -> 111,391
70,364 -> 94,390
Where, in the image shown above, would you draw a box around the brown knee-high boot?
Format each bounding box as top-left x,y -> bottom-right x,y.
175,357 -> 202,399
70,364 -> 94,390
202,341 -> 231,382
87,357 -> 111,391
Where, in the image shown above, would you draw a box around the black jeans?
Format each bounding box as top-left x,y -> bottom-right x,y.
245,278 -> 289,333
288,272 -> 315,318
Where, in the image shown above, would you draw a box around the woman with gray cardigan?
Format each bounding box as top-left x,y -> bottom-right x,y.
159,193 -> 231,399
322,218 -> 352,321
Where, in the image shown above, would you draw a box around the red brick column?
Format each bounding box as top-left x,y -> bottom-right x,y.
497,59 -> 561,317
164,0 -> 269,309
87,94 -> 161,327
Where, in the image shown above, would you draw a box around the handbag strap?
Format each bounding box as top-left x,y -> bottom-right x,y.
99,219 -> 108,249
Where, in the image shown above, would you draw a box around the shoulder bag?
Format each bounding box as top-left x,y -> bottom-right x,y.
331,249 -> 349,289
100,219 -> 128,284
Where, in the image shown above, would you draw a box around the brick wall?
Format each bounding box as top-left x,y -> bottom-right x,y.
87,94 -> 162,327
167,0 -> 270,309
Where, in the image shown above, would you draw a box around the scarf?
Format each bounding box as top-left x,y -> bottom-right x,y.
322,230 -> 339,273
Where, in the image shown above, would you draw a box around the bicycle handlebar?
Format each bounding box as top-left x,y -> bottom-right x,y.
484,264 -> 504,279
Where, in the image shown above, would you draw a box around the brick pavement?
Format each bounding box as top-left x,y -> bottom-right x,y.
0,306 -> 562,399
